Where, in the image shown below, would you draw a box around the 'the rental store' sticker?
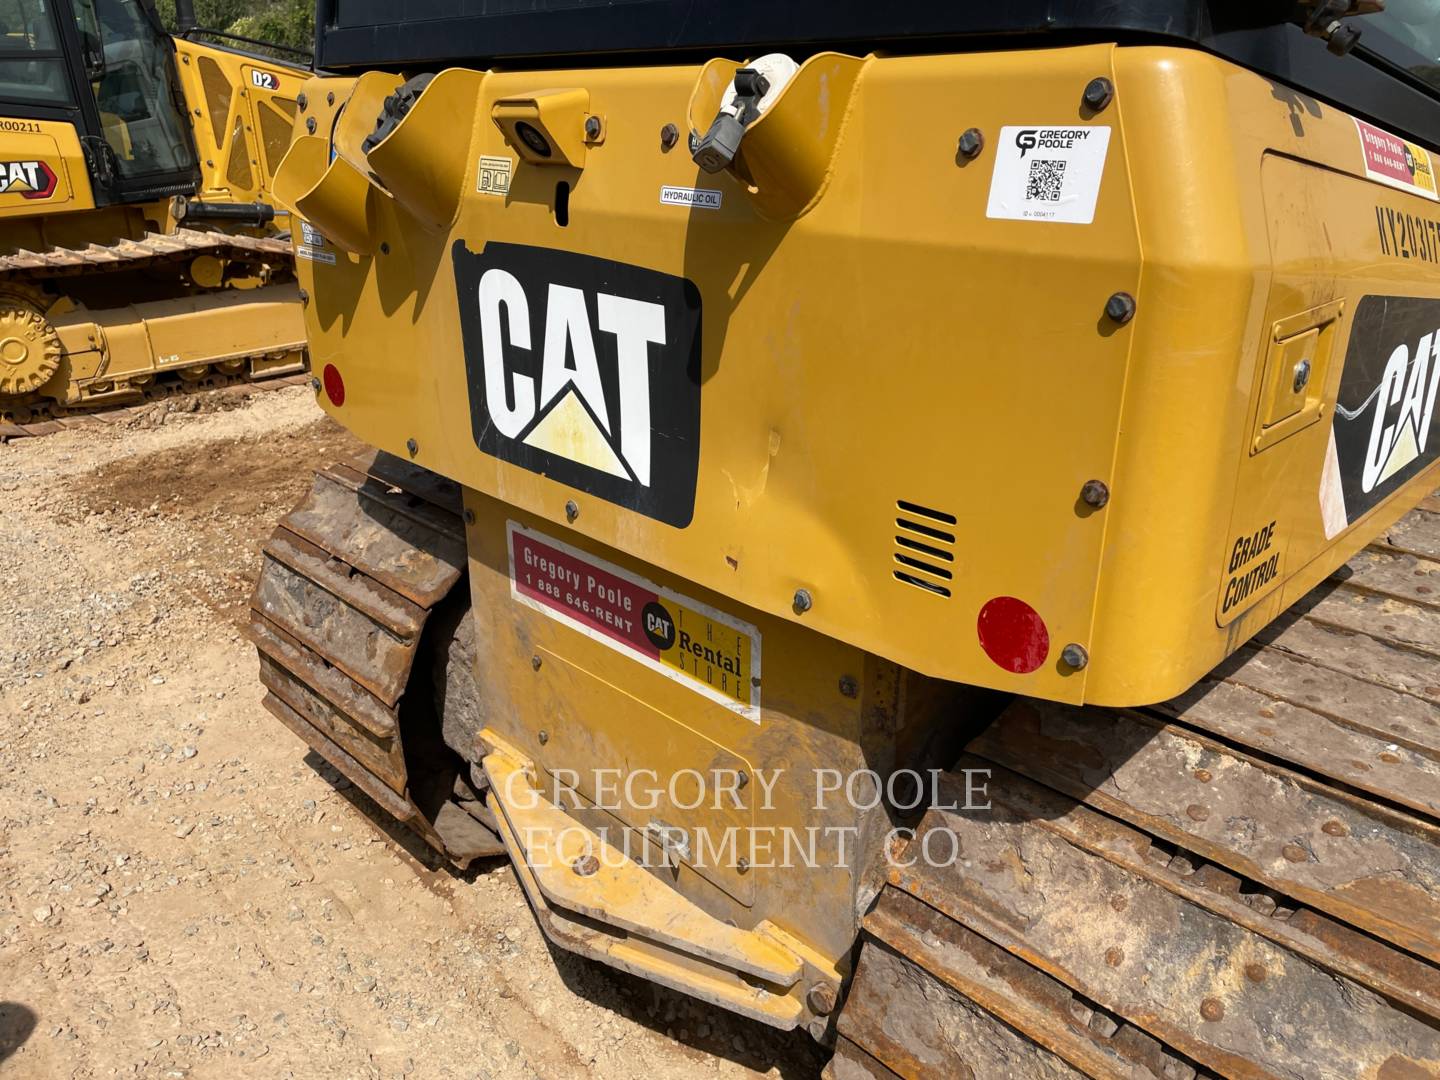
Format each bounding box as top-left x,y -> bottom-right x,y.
507,521 -> 762,721
1355,119 -> 1439,202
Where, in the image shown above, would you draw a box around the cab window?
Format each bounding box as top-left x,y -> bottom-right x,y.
1362,2 -> 1440,95
0,0 -> 73,106
88,0 -> 193,179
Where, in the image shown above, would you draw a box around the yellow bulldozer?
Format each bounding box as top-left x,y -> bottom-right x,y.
0,0 -> 308,433
251,1 -> 1440,1075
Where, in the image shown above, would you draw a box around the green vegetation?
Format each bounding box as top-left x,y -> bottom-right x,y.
153,0 -> 313,57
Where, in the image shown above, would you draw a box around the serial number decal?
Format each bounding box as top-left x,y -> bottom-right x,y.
1375,205 -> 1440,264
507,521 -> 761,721
0,121 -> 42,134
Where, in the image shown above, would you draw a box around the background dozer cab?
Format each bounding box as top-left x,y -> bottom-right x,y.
0,0 -> 308,430
252,2 -> 1440,1075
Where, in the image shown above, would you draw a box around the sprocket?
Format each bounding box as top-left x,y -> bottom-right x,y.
0,301 -> 61,399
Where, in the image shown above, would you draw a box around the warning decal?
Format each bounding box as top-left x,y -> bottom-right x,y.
296,222 -> 336,265
507,521 -> 761,721
1356,119 -> 1439,202
986,125 -> 1112,225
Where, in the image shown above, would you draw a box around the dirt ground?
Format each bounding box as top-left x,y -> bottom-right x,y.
0,388 -> 826,1079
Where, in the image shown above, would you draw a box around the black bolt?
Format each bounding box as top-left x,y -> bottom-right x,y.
1083,77 -> 1115,112
793,589 -> 813,615
327,91 -> 336,106
538,729 -> 549,744
1080,479 -> 1110,509
309,376 -> 321,392
380,242 -> 390,255
463,508 -> 476,526
565,499 -> 579,523
306,117 -> 317,135
736,772 -> 749,789
298,288 -> 309,306
839,675 -> 859,699
660,123 -> 679,152
531,655 -> 542,671
1105,292 -> 1137,325
957,127 -> 984,159
737,857 -> 750,874
585,116 -> 602,140
406,438 -> 418,457
297,92 -> 308,112
1061,643 -> 1090,670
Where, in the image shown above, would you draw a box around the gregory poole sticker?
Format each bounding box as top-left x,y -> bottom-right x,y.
507,521 -> 761,720
986,125 -> 1112,224
1355,119 -> 1438,202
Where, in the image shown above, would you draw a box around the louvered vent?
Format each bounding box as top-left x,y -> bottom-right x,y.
894,500 -> 955,598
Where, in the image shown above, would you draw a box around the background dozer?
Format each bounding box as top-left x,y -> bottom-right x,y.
251,1 -> 1440,1075
0,0 -> 308,431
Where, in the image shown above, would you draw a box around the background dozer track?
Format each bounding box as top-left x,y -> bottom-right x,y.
0,228 -> 304,430
839,493 -> 1440,1079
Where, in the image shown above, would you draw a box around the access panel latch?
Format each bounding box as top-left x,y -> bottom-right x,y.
691,54 -> 797,174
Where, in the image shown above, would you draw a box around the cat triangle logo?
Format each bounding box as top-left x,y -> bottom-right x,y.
521,386 -> 632,481
476,268 -> 661,486
1358,327 -> 1439,495
0,160 -> 57,200
1329,296 -> 1440,531
457,242 -> 703,528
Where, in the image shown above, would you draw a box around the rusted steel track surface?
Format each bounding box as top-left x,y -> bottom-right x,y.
838,493 -> 1440,1079
248,455 -> 502,867
0,228 -> 291,279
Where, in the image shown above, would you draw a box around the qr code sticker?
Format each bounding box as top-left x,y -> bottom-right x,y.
1025,159 -> 1066,202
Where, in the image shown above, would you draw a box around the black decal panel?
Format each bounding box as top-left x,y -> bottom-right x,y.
454,242 -> 702,528
1332,295 -> 1440,526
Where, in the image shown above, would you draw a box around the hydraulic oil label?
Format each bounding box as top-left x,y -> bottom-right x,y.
507,521 -> 761,721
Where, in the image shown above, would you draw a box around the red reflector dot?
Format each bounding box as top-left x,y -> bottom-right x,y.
977,597 -> 1050,674
322,363 -> 345,407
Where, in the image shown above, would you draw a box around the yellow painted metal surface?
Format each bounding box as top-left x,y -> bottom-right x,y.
172,38 -> 306,210
461,491 -> 963,978
51,283 -> 305,382
283,44 -> 1440,707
